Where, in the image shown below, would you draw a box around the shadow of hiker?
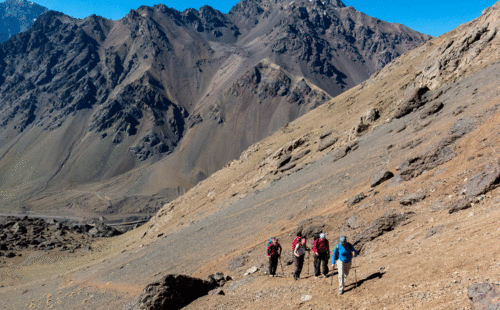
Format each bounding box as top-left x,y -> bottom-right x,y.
344,271 -> 386,292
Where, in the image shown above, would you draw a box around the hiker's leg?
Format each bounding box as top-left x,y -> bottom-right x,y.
297,256 -> 304,278
344,261 -> 352,278
337,261 -> 345,291
321,254 -> 329,275
268,257 -> 273,275
272,256 -> 278,275
313,255 -> 320,276
293,256 -> 299,278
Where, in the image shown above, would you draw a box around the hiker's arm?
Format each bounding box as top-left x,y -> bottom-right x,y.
352,245 -> 358,257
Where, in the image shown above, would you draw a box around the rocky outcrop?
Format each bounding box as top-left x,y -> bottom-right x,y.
394,86 -> 430,119
370,170 -> 394,188
353,210 -> 414,253
317,136 -> 338,152
124,274 -> 218,310
0,216 -> 121,254
462,163 -> 500,198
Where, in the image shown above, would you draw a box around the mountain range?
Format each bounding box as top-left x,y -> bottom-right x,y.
0,0 -> 430,218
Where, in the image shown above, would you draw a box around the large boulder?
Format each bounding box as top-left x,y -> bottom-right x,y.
353,210 -> 414,254
462,163 -> 500,199
361,108 -> 380,124
124,274 -> 218,310
370,170 -> 394,188
468,283 -> 500,310
394,86 -> 430,118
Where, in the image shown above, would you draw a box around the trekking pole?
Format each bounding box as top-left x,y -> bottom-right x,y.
330,265 -> 334,293
307,253 -> 310,276
279,258 -> 284,276
354,260 -> 358,288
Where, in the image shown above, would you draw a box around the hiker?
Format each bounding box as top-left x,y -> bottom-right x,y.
267,237 -> 282,277
332,236 -> 358,295
292,231 -> 303,256
293,238 -> 307,280
312,233 -> 330,278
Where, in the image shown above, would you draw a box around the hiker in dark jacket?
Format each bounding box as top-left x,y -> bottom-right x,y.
332,236 -> 358,295
293,238 -> 307,280
312,233 -> 330,278
267,238 -> 282,277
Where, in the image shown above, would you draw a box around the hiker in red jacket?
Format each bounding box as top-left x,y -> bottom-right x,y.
312,233 -> 330,278
267,238 -> 282,277
292,231 -> 303,255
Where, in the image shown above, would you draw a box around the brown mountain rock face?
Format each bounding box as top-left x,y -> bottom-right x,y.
0,0 -> 429,216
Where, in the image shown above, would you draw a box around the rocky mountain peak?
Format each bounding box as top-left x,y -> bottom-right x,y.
0,0 -> 48,42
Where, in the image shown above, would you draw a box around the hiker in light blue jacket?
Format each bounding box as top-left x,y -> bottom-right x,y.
331,236 -> 358,295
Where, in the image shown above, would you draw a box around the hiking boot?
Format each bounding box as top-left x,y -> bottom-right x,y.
322,274 -> 327,278
338,290 -> 343,295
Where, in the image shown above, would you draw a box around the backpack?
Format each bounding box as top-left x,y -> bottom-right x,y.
267,238 -> 273,253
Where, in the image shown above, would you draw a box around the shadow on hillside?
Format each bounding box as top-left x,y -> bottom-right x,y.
344,271 -> 386,292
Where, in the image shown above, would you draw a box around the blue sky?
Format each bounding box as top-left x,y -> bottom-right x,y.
30,0 -> 498,37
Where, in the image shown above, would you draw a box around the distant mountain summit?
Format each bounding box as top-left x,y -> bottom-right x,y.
0,0 -> 48,42
0,0 -> 430,216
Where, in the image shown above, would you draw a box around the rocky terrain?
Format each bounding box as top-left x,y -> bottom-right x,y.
0,0 -> 430,220
0,0 -> 48,42
3,1 -> 500,310
0,215 -> 126,262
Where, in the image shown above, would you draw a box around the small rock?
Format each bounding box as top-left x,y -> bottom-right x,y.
400,193 -> 426,206
370,170 -> 394,187
318,136 -> 338,152
279,163 -> 296,172
348,192 -> 366,208
277,155 -> 292,168
208,288 -> 225,296
244,266 -> 258,276
319,130 -> 333,139
424,225 -> 444,239
300,294 -> 313,302
449,199 -> 472,214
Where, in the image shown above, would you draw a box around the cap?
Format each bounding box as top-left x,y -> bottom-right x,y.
340,236 -> 347,244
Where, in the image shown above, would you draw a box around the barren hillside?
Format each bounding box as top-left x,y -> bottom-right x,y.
1,1 -> 500,310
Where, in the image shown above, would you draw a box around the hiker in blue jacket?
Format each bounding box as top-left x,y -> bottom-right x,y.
331,236 -> 358,295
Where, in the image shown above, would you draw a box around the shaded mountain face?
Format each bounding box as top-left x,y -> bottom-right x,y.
0,0 -> 48,42
0,0 -> 430,216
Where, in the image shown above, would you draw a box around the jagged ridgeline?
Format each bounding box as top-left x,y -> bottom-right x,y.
0,0 -> 430,215
0,0 -> 49,42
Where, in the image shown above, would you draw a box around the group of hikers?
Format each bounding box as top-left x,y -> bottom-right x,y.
266,232 -> 358,295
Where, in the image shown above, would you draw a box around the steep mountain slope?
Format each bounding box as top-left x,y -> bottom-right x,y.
0,0 -> 48,42
0,0 -> 430,218
2,1 -> 499,309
